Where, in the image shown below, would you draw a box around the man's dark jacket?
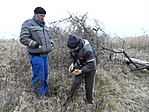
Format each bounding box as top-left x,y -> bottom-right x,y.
70,39 -> 98,73
20,16 -> 53,53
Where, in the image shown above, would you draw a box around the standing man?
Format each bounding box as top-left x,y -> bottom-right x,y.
67,35 -> 98,104
20,7 -> 53,98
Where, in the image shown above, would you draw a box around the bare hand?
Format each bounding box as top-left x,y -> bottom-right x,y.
68,63 -> 74,72
72,70 -> 82,75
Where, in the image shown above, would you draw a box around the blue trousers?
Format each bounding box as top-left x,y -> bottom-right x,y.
29,54 -> 48,97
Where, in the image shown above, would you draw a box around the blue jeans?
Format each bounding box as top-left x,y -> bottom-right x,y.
29,54 -> 48,97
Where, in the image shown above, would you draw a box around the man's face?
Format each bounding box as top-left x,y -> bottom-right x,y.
34,14 -> 45,23
72,46 -> 79,51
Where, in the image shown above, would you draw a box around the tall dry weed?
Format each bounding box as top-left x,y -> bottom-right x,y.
0,35 -> 149,112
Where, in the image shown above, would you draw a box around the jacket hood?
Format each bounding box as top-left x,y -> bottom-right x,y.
82,39 -> 89,45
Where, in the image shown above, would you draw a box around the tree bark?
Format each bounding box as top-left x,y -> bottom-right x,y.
122,58 -> 149,71
122,58 -> 149,66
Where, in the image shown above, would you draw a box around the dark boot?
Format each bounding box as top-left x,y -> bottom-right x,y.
45,91 -> 51,97
87,99 -> 94,104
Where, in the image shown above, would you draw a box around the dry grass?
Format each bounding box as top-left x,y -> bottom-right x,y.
0,36 -> 149,112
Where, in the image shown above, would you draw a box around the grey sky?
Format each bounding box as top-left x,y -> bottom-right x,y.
0,0 -> 149,39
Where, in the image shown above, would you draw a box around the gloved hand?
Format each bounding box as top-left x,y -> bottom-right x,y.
68,63 -> 74,73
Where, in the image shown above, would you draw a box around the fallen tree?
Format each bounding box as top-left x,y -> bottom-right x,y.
122,58 -> 149,71
122,58 -> 149,66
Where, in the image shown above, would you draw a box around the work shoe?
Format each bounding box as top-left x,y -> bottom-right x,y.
87,100 -> 94,104
85,99 -> 95,104
45,91 -> 51,97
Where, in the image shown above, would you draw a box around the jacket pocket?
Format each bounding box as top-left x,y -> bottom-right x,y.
30,26 -> 43,45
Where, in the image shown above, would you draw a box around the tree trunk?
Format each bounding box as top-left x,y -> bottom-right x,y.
122,58 -> 149,71
122,58 -> 149,66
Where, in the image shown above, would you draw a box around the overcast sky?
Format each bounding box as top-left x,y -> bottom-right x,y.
0,0 -> 149,39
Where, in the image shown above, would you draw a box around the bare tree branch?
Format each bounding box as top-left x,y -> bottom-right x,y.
47,16 -> 71,25
100,44 -> 139,68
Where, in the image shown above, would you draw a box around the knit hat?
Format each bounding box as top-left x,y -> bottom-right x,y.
67,35 -> 81,49
34,7 -> 46,14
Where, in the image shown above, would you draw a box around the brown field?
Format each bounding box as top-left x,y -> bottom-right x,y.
0,36 -> 149,112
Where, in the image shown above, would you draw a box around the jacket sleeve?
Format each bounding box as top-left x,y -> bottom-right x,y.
19,22 -> 37,48
81,51 -> 97,73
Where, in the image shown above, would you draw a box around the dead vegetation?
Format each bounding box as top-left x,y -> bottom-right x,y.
0,13 -> 149,112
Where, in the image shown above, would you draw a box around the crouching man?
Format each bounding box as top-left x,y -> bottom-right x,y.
66,35 -> 98,104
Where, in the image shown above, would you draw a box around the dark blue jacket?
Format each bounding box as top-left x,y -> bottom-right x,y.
70,39 -> 98,73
